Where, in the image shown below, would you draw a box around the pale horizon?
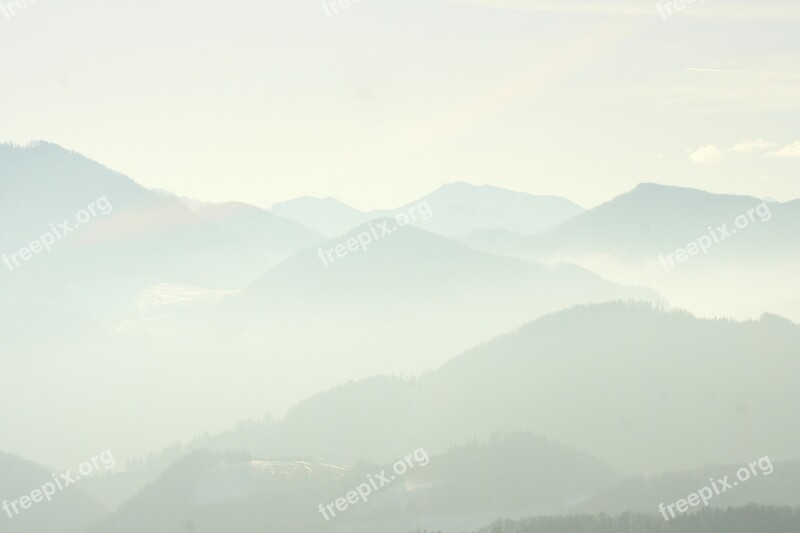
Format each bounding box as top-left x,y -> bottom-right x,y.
1,0 -> 798,210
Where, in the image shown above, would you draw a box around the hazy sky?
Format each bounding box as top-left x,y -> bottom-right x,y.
1,0 -> 798,210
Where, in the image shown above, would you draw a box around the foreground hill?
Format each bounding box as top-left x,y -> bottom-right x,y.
0,453 -> 107,533
571,460 -> 800,515
481,505 -> 800,533
88,433 -> 619,533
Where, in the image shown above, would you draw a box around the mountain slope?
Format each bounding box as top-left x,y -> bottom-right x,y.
571,460 -> 800,516
197,303 -> 800,475
90,433 -> 620,533
460,183 -> 800,262
270,196 -> 371,238
460,183 -> 800,321
380,182 -> 584,237
226,223 -> 659,383
481,506 -> 800,533
271,182 -> 584,239
0,142 -> 323,322
527,183 -> 800,260
192,201 -> 324,277
0,452 -> 107,533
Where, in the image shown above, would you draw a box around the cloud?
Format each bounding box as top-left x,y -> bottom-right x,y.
765,141 -> 800,158
728,139 -> 777,153
689,145 -> 722,165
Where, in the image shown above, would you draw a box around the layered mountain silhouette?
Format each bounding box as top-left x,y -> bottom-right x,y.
271,182 -> 584,238
529,183 -> 798,260
460,183 -> 800,263
0,142 -> 323,322
225,222 -> 659,379
459,183 -> 800,321
186,303 -> 800,476
3,142 -> 798,533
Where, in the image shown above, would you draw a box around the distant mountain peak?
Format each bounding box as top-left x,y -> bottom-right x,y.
2,139 -> 62,150
628,182 -> 765,204
271,195 -> 361,211
629,182 -> 709,197
434,180 -> 581,202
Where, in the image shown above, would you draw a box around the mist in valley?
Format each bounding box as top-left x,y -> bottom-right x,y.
2,1 -> 800,532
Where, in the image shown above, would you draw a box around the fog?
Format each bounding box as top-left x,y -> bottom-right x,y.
2,1 -> 800,532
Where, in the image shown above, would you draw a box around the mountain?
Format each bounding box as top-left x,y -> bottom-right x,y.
527,183 -> 800,260
192,201 -> 324,277
380,182 -> 584,237
0,452 -> 107,533
87,450 -> 349,533
225,223 -> 659,384
481,505 -> 800,533
460,184 -> 800,321
89,433 -> 620,533
270,196 -> 371,237
571,460 -> 800,516
2,155 -> 629,470
402,432 -> 621,516
271,182 -> 584,239
151,188 -> 208,211
461,183 -> 800,261
192,303 -> 800,475
0,142 -> 323,322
